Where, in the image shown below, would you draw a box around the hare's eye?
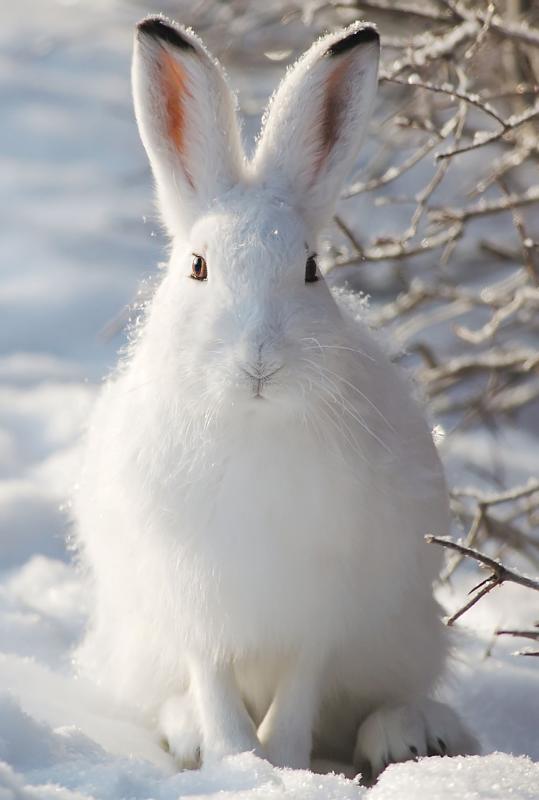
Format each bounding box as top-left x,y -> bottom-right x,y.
305,255 -> 318,283
191,254 -> 207,280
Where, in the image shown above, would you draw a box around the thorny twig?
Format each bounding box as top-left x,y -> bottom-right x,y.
496,625 -> 539,657
426,535 -> 539,625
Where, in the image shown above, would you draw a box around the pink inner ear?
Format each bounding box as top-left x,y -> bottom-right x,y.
312,55 -> 352,179
158,47 -> 195,188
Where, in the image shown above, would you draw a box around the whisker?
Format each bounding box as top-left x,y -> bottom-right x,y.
302,359 -> 345,403
303,367 -> 370,461
312,362 -> 396,434
314,393 -> 370,466
301,338 -> 375,362
302,361 -> 392,454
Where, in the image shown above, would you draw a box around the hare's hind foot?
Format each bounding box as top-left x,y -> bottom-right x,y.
353,698 -> 479,783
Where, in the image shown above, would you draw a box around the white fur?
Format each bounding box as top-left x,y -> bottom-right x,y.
73,16 -> 476,777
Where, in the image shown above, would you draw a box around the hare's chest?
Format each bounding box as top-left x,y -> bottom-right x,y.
170,427 -> 364,555
159,432 -> 370,650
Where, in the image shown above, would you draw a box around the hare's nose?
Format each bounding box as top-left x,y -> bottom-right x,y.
237,338 -> 283,380
240,361 -> 283,382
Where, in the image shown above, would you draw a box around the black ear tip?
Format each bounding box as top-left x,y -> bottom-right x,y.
326,25 -> 379,57
136,16 -> 195,51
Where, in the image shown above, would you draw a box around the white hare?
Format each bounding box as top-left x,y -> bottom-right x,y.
74,15 -> 477,780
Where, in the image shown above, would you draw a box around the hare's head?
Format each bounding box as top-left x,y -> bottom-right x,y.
133,17 -> 379,412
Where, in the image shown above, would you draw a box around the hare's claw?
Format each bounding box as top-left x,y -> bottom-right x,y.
353,699 -> 478,783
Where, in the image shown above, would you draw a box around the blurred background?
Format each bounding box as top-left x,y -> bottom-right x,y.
1,0 -> 538,657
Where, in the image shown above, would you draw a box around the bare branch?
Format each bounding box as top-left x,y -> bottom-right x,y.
426,536 -> 539,592
462,0 -> 494,61
426,535 -> 539,625
422,349 -> 539,394
329,0 -> 455,23
332,223 -> 463,266
442,0 -> 539,48
441,479 -> 539,580
343,114 -> 460,197
489,15 -> 539,49
429,185 -> 539,224
497,627 -> 539,642
496,627 -> 539,656
384,20 -> 479,80
454,287 -> 539,344
498,177 -> 539,283
382,75 -> 506,127
334,215 -> 364,256
451,479 -> 539,507
469,144 -> 537,198
437,103 -> 539,160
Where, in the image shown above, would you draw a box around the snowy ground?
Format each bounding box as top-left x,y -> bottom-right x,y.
1,1 -> 538,798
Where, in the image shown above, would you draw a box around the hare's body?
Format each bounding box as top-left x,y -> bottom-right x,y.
76,270 -> 448,764
75,17 -> 476,777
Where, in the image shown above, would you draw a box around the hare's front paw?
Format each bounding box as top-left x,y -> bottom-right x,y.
353,699 -> 478,783
159,694 -> 202,770
258,725 -> 311,770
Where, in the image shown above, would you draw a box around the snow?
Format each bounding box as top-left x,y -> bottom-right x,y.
369,755 -> 539,800
1,1 -> 538,798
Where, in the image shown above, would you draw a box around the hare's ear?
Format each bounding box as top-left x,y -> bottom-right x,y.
133,17 -> 244,237
252,23 -> 379,229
